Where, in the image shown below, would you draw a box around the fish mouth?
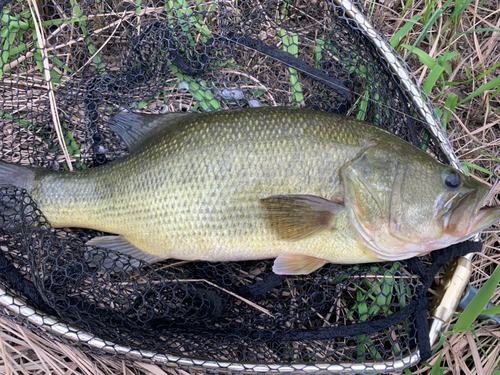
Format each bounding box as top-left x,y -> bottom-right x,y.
445,188 -> 500,238
472,205 -> 500,232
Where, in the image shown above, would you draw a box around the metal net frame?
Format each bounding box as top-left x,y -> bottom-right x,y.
0,0 -> 472,373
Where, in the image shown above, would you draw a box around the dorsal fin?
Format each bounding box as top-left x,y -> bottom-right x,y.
111,111 -> 191,153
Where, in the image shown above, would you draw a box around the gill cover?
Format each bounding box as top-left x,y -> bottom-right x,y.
340,146 -> 417,260
341,145 -> 450,260
341,145 -> 500,260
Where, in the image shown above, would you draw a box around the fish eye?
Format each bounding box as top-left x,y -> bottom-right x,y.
442,169 -> 461,190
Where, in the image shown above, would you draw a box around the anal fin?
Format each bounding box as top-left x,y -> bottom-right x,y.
86,235 -> 167,265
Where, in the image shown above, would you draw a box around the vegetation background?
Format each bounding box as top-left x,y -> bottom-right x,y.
0,0 -> 499,373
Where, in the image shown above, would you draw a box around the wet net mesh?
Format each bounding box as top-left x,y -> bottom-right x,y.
0,0 -> 479,372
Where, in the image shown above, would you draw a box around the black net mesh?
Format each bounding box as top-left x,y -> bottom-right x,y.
0,0 -> 475,372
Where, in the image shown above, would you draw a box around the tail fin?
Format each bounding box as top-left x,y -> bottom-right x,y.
0,161 -> 37,193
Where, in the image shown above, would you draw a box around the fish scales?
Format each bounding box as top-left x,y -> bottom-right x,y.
30,108 -> 376,263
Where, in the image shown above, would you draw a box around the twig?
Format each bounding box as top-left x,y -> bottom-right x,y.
179,278 -> 274,317
27,0 -> 73,170
476,252 -> 500,266
451,111 -> 483,144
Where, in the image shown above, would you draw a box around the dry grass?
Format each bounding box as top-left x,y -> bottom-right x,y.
0,0 -> 499,373
0,317 -> 178,375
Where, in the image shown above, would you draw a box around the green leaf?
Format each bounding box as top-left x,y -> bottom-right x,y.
492,85 -> 500,101
481,306 -> 500,315
454,265 -> 500,333
390,15 -> 423,48
477,151 -> 500,163
461,163 -> 470,176
461,161 -> 495,176
423,64 -> 445,94
453,28 -> 500,41
442,61 -> 452,75
137,101 -> 149,109
429,353 -> 444,375
52,58 -> 73,74
451,0 -> 474,18
400,0 -> 413,16
41,17 -> 88,27
210,99 -> 220,110
356,90 -> 370,121
279,29 -> 303,104
444,93 -> 459,109
399,45 -> 436,68
136,0 -> 142,15
437,51 -> 459,65
403,0 -> 454,60
441,93 -> 458,130
458,76 -> 500,105
70,0 -> 107,76
432,334 -> 448,355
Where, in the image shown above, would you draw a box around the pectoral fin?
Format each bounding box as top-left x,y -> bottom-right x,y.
273,253 -> 327,275
86,235 -> 166,264
260,194 -> 343,241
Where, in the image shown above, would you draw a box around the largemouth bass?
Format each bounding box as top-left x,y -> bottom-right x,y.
1,107 -> 499,274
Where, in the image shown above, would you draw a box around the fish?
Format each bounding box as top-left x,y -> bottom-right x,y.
0,107 -> 499,275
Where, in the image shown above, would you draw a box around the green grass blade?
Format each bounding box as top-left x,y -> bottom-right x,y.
481,306 -> 500,315
403,0 -> 454,60
356,90 -> 369,121
458,76 -> 500,105
401,45 -> 436,68
441,93 -> 458,131
390,16 -> 423,49
453,28 -> 500,41
437,51 -> 459,65
461,162 -> 494,176
477,151 -> 500,163
0,110 -> 31,128
451,0 -> 474,19
491,85 -> 500,100
429,353 -> 444,375
400,0 -> 413,17
454,265 -> 500,333
423,65 -> 445,94
41,17 -> 88,27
